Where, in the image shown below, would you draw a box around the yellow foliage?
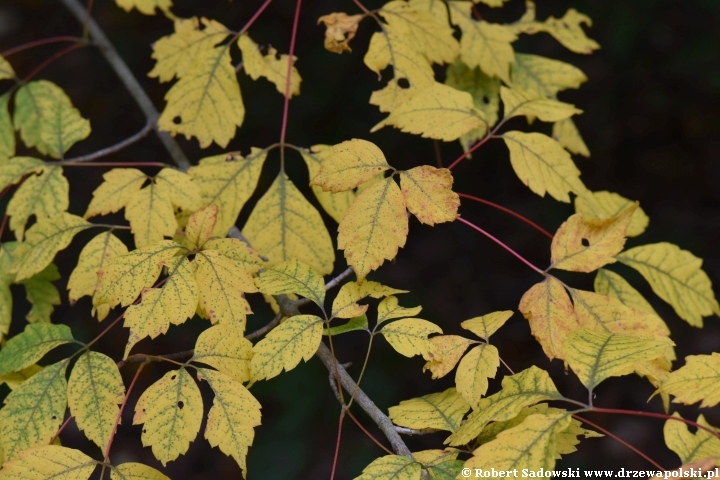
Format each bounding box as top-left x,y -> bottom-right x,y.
0,55 -> 14,81
380,318 -> 442,359
461,310 -> 513,340
185,205 -> 218,249
85,168 -> 147,218
594,268 -> 659,316
521,9 -> 600,55
202,238 -> 265,273
7,166 -> 69,240
662,353 -> 720,408
115,0 -> 172,16
389,388 -> 469,432
574,190 -> 649,237
238,35 -> 301,97
355,455 -> 421,480
664,413 -> 720,466
317,12 -> 364,54
255,258 -> 325,308
193,324 -> 253,384
0,96 -> 16,161
501,87 -> 582,123
111,463 -> 170,480
423,335 -> 474,379
553,118 -> 590,157
332,281 -> 406,319
21,263 -> 61,324
310,139 -> 390,193
0,323 -> 72,376
0,445 -> 97,479
455,344 -> 500,408
400,166 -> 459,225
0,157 -> 43,191
510,53 -> 587,99
133,368 -> 203,465
377,295 -> 422,325
0,364 -> 42,391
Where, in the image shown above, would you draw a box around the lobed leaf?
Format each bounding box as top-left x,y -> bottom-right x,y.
192,324 -> 253,383
400,166 -> 459,225
238,34 -> 301,97
663,413 -> 720,466
0,445 -> 97,479
423,335 -> 475,379
85,168 -> 147,218
310,139 -> 390,193
254,258 -> 325,308
661,353 -> 720,408
389,388 -> 469,432
7,166 -> 69,240
0,323 -> 73,376
574,190 -> 649,237
332,281 -> 406,319
455,344 -> 500,408
380,318 -> 442,359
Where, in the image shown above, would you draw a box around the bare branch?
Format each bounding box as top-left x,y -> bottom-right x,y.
62,121 -> 154,164
395,426 -> 439,436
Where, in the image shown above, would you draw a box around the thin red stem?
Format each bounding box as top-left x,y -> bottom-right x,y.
104,362 -> 147,462
239,0 -> 274,35
458,193 -> 554,239
23,43 -> 85,82
1,36 -> 83,57
591,407 -> 720,440
278,0 -> 302,170
330,408 -> 346,480
50,415 -> 74,444
0,185 -> 11,201
573,415 -> 665,470
0,215 -> 8,241
344,409 -> 394,455
456,216 -> 545,276
447,134 -> 493,171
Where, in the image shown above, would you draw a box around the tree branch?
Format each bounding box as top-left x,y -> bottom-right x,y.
61,121 -> 154,164
57,0 -> 191,170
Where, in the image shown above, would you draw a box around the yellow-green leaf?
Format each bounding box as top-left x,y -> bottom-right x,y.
460,310 -> 513,340
0,156 -> 43,190
67,231 -> 128,307
123,256 -> 198,358
550,205 -> 636,273
85,168 -> 147,218
411,449 -> 462,480
7,166 -> 69,240
371,82 -> 485,141
501,86 -> 582,123
594,268 -> 658,316
518,276 -> 578,361
389,388 -> 469,432
528,9 -> 600,55
455,344 -> 500,408
250,314 -> 324,381
111,463 -> 170,480
446,366 -> 562,446
617,243 -> 720,327
574,190 -> 649,237
243,172 -> 335,275
553,118 -> 590,158
355,455 -> 421,480
324,314 -> 368,336
255,258 -> 325,308
310,139 -> 390,193
503,131 -> 587,203
447,2 -> 516,83
238,34 -> 301,97
563,328 -> 672,390
154,168 -> 201,212
0,94 -> 15,163
67,352 -> 124,455
188,148 -> 268,236
423,335 -> 475,379
0,360 -> 68,459
133,368 -> 202,465
185,205 -> 218,249
197,368 -> 261,476
195,249 -> 257,330
0,323 -> 73,375
661,353 -> 720,408
115,0 -> 172,15
0,445 -> 97,479
158,46 -> 244,148
510,53 -> 587,100
400,166 -> 459,225
664,413 -> 720,466
202,238 -> 265,273
13,80 -> 91,159
338,177 -> 408,281
21,263 -> 60,323
376,295 -> 422,325
125,182 -> 177,248
0,55 -> 15,81
380,318 -> 442,359
93,240 -> 183,310
149,17 -> 229,82
332,281 -> 406,319
192,324 -> 253,384
0,364 -> 42,391
363,28 -> 434,93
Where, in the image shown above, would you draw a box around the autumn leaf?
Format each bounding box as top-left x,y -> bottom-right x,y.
85,168 -> 147,218
310,139 -> 390,193
553,118 -> 590,158
389,388 -> 469,432
202,238 -> 265,273
0,156 -> 44,191
400,166 -> 459,225
455,344 -> 500,408
510,53 -> 587,100
111,463 -> 170,480
0,364 -> 42,391
21,263 -> 61,323
574,190 -> 649,237
0,55 -> 15,81
594,268 -> 659,316
502,87 -> 582,123
376,295 -> 422,325
0,445 -> 97,479
661,353 -> 720,408
6,166 -> 69,240
664,413 -> 720,466
0,94 -> 16,163
185,205 -> 218,249
412,449 -> 463,480
423,335 -> 475,379
521,9 -> 600,55
115,0 -> 172,16
0,323 -> 73,376
460,310 -> 513,340
192,324 -> 253,384
238,35 -> 301,97
255,258 -> 325,308
332,281 -> 406,319
356,455 -> 421,480
317,12 -> 364,54
380,318 -> 442,359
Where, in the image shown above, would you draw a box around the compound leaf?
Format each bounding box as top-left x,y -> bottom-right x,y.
185,205 -> 218,249
594,268 -> 658,316
238,34 -> 301,97
661,353 -> 720,408
255,258 -> 325,308
0,445 -> 97,479
0,323 -> 73,376
67,231 -> 128,308
380,318 -> 442,359
192,324 -> 253,384
423,335 -> 475,379
377,295 -> 422,325
310,139 -> 390,193
455,344 -> 500,408
84,168 -> 147,219
574,191 -> 649,237
460,310 -> 513,340
202,238 -> 265,273
355,455 -> 421,480
664,413 -> 720,466
400,166 -> 459,225
332,281 -> 406,319
389,388 -> 469,432
111,463 -> 170,480
7,166 -> 69,240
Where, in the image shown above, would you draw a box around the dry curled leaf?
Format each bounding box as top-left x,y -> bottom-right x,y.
318,12 -> 364,54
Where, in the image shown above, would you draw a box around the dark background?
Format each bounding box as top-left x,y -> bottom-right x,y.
1,0 -> 719,478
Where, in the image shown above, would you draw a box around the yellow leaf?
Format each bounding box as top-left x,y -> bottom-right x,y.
21,263 -> 61,323
197,368 -> 261,475
125,182 -> 177,248
455,344 -> 500,408
93,240 -> 183,310
0,323 -> 72,376
518,277 -> 578,361
238,35 -> 301,97
188,148 -> 268,236
123,256 -> 198,358
503,131 -> 587,203
661,353 -> 720,408
377,295 -> 422,325
0,157 -> 44,191
553,118 -> 590,158
149,17 -> 229,82
423,335 -> 474,379
9,213 -> 90,283
317,12 -> 364,54
115,0 -> 172,15
372,82 -> 485,141
338,177 -> 408,281
158,46 -> 244,148
13,80 -> 90,159
364,28 -> 434,91
618,243 -> 720,327
501,86 -> 582,123
464,413 -> 571,470
530,9 -> 600,55
0,55 -> 15,81
447,2 -> 516,83
255,258 -> 325,308
594,268 -> 658,316
550,205 -> 636,273
664,413 -> 720,466
369,79 -> 421,115
446,366 -> 562,446
67,231 -> 128,306
332,281 -> 406,319
192,324 -> 253,383
203,238 -> 265,273
563,328 -> 672,390
0,94 -> 15,163
133,368 -> 203,465
574,190 -> 649,238
0,364 -> 42,391
84,168 -> 147,218
460,310 -> 513,340
0,445 -> 97,479
67,352 -> 124,455
510,53 -> 587,100
243,172 -> 335,275
7,166 -> 69,240
111,463 -> 170,480
411,449 -> 463,479
154,168 -> 201,212
310,139 -> 390,193
389,388 -> 469,432
400,166 -> 459,225
250,314 -> 324,381
380,318 -> 442,359
185,204 -> 218,249
0,360 -> 68,459
355,455 -> 421,480
195,250 -> 257,330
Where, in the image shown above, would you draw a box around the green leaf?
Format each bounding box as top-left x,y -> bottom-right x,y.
389,388 -> 469,432
67,231 -> 128,309
0,93 -> 15,163
192,324 -> 253,384
21,263 -> 61,324
0,445 -> 97,479
324,314 -> 368,336
0,156 -> 44,191
255,258 -> 325,308
7,166 -> 69,240
355,455 -> 421,480
0,323 -> 73,376
67,352 -> 124,455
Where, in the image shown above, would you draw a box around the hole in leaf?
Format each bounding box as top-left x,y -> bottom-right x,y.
177,401 -> 184,410
51,415 -> 57,420
581,238 -> 590,247
143,428 -> 147,433
172,116 -> 182,125
482,96 -> 489,104
397,78 -> 410,89
171,374 -> 177,380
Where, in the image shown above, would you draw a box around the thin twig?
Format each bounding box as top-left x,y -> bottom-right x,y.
61,121 -> 154,164
50,415 -> 75,444
1,36 -> 84,57
458,193 -> 554,239
330,408 -> 346,480
104,362 -> 147,464
278,0 -> 302,171
395,426 -> 439,436
23,43 -> 85,82
245,313 -> 282,340
238,0 -> 274,35
591,407 -> 720,440
343,408 -> 395,455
